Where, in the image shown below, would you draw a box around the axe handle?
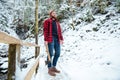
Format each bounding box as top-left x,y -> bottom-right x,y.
45,44 -> 51,61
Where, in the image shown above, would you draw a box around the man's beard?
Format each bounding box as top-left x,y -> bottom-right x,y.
51,16 -> 57,20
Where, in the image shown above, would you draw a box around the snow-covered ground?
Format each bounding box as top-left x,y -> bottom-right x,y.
31,6 -> 120,80
59,32 -> 120,80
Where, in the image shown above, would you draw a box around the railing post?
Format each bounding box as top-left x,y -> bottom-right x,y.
16,44 -> 21,67
35,47 -> 40,73
8,44 -> 16,80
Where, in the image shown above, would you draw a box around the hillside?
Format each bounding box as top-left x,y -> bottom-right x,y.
34,3 -> 120,80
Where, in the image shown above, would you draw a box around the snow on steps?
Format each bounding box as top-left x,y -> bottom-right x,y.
32,58 -> 71,80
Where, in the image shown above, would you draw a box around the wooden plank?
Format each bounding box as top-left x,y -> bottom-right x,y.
35,47 -> 40,73
8,44 -> 16,80
0,32 -> 21,44
0,31 -> 39,47
21,42 -> 39,47
24,56 -> 40,80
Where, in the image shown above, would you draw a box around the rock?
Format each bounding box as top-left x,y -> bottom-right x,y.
93,27 -> 99,32
86,30 -> 92,32
0,74 -> 7,80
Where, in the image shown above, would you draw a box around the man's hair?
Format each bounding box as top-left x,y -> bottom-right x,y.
49,10 -> 55,17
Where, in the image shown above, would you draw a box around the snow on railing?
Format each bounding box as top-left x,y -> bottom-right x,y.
0,31 -> 40,80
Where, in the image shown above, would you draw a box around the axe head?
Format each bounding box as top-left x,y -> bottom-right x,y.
45,60 -> 51,65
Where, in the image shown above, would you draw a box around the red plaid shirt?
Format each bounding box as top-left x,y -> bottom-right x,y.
43,18 -> 63,43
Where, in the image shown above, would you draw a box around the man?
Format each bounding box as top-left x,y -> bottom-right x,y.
43,10 -> 63,76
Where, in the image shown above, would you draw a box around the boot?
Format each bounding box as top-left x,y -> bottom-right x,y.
48,68 -> 56,76
52,67 -> 60,73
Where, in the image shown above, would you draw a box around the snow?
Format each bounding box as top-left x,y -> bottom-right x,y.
59,37 -> 120,80
60,4 -> 70,10
31,31 -> 120,80
16,56 -> 39,80
0,62 -> 8,69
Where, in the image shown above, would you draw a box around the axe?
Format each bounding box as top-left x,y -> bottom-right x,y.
45,44 -> 51,65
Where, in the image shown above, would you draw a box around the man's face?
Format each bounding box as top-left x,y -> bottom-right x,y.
51,11 -> 57,18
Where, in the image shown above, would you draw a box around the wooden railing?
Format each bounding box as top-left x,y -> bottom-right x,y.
0,31 -> 40,80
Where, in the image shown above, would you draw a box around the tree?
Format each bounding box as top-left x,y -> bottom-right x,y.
68,0 -> 72,6
35,0 -> 39,54
34,0 -> 39,74
68,0 -> 75,30
56,0 -> 63,7
116,0 -> 120,13
76,0 -> 83,7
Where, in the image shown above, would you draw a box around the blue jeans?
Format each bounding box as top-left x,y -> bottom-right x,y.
47,36 -> 60,68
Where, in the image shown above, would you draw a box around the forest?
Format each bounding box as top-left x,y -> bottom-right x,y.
0,0 -> 119,39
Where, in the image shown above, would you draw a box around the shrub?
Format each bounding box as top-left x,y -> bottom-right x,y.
93,27 -> 99,32
116,0 -> 120,13
91,0 -> 108,14
83,11 -> 95,23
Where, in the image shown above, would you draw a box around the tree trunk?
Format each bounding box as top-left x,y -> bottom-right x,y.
35,0 -> 39,56
68,0 -> 72,6
35,0 -> 39,73
68,0 -> 75,30
56,0 -> 62,7
8,44 -> 16,80
76,0 -> 83,7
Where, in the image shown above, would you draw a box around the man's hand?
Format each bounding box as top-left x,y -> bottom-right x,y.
60,40 -> 63,45
44,41 -> 48,45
